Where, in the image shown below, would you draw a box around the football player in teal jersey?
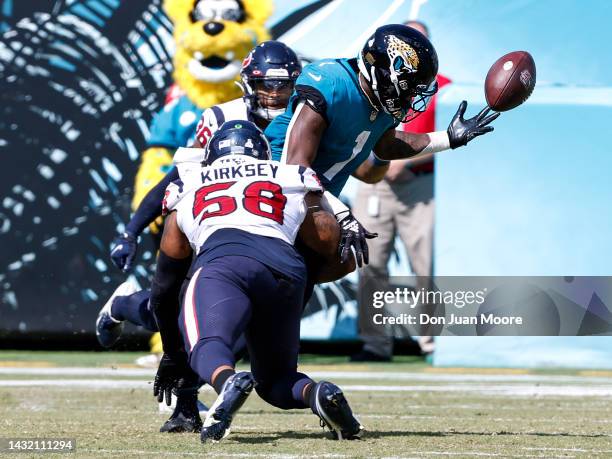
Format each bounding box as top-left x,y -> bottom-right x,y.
266,24 -> 499,266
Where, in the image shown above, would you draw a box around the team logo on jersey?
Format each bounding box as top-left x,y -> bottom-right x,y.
385,34 -> 419,76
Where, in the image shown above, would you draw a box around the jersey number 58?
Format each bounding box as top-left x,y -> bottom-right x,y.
193,181 -> 287,224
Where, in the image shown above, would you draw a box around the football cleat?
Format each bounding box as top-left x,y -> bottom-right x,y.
200,372 -> 255,443
95,281 -> 137,348
160,387 -> 203,433
312,381 -> 363,440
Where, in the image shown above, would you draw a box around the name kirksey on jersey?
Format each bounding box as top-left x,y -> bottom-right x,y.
201,163 -> 279,183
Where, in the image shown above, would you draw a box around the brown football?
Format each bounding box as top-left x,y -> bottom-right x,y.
485,51 -> 536,111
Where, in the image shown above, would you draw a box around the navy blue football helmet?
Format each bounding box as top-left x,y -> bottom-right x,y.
240,41 -> 302,120
358,24 -> 439,122
203,120 -> 271,165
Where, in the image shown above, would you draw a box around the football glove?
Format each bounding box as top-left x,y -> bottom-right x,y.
337,212 -> 378,268
154,352 -> 198,406
110,231 -> 138,272
447,101 -> 500,149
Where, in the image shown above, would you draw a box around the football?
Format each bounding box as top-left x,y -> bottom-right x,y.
485,51 -> 536,111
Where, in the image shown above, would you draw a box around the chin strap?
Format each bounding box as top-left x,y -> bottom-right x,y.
254,106 -> 286,121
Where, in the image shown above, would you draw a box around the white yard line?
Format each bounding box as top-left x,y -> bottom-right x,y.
3,367 -> 612,385
523,447 -> 612,453
2,379 -> 612,397
79,450 -> 349,458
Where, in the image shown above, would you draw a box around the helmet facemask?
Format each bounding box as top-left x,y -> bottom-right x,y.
241,76 -> 296,121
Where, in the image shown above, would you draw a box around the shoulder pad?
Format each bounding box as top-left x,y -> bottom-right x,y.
162,180 -> 183,216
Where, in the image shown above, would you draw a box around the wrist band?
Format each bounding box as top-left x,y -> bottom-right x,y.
421,130 -> 451,154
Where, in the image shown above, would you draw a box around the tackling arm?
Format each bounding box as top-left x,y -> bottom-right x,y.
150,211 -> 192,356
298,192 -> 356,283
150,211 -> 196,404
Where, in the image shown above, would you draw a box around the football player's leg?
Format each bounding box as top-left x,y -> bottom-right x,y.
96,283 -> 157,348
186,256 -> 266,443
247,269 -> 311,410
110,289 -> 158,330
180,258 -> 252,386
247,269 -> 363,438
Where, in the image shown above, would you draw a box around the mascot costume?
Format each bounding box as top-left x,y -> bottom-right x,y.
132,0 -> 272,357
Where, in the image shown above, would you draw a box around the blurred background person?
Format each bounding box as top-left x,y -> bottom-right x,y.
351,20 -> 451,362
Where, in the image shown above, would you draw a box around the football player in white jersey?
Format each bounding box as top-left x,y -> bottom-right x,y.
153,121 -> 361,442
97,40 -> 304,433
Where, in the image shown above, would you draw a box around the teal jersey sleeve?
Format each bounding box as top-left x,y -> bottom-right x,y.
147,96 -> 203,149
266,58 -> 397,197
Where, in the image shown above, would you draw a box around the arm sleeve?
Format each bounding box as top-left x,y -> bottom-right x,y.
150,250 -> 192,356
125,167 -> 179,235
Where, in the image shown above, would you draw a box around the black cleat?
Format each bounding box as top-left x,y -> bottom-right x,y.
95,281 -> 136,348
160,387 -> 203,433
312,381 -> 363,440
200,372 -> 255,443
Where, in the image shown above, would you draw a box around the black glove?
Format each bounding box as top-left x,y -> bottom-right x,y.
110,231 -> 138,272
337,212 -> 378,268
447,101 -> 500,149
153,352 -> 197,406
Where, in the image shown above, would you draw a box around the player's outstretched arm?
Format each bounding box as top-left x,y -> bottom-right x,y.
375,101 -> 499,161
150,211 -> 195,405
299,192 -> 356,283
109,167 -> 180,272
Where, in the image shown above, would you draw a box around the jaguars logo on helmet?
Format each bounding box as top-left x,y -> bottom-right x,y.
386,34 -> 419,75
358,24 -> 439,122
203,120 -> 271,165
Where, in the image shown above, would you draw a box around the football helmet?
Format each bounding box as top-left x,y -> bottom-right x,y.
203,120 -> 271,165
240,41 -> 302,120
357,24 -> 439,122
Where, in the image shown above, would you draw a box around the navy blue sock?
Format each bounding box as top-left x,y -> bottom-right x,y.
212,368 -> 235,394
111,290 -> 158,331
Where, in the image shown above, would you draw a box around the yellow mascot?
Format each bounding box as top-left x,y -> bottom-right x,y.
133,0 -> 272,357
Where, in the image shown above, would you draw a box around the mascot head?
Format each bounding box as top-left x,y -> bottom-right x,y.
164,0 -> 272,108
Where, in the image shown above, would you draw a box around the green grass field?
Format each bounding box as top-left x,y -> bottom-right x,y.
1,351 -> 612,458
